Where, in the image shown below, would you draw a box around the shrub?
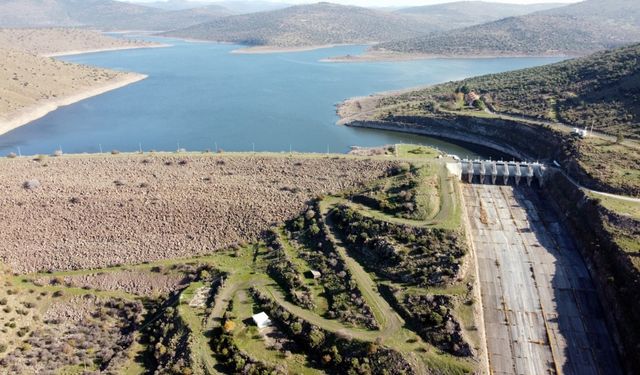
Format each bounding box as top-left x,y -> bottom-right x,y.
23,180 -> 41,190
223,320 -> 236,333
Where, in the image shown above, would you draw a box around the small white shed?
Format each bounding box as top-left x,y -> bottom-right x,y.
252,312 -> 272,329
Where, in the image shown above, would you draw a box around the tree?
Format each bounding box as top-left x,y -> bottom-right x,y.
223,320 -> 236,333
473,99 -> 486,110
616,131 -> 624,144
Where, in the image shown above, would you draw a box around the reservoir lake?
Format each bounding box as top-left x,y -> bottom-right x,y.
0,39 -> 563,157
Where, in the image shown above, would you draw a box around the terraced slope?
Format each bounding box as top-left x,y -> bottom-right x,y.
0,148 -> 481,374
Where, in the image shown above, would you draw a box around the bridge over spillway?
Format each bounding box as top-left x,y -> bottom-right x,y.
449,159 -> 547,187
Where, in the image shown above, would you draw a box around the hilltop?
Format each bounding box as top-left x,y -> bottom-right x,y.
140,0 -> 293,13
338,44 -> 640,196
0,0 -> 230,31
162,2 -> 434,50
373,0 -> 640,57
396,1 -> 564,32
0,28 -> 157,56
0,48 -> 146,136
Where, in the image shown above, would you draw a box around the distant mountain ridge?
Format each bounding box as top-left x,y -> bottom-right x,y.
162,2 -> 433,47
162,1 -> 572,48
395,1 -> 565,32
375,0 -> 640,57
0,0 -> 230,30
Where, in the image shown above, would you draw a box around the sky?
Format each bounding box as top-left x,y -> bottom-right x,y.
133,0 -> 582,6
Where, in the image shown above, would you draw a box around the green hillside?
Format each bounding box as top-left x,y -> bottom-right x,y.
163,2 -> 434,47
376,0 -> 640,57
381,43 -> 640,137
342,44 -> 640,196
396,1 -> 564,32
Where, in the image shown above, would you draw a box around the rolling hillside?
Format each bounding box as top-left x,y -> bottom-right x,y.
395,1 -> 565,32
340,44 -> 640,195
0,0 -> 230,31
372,43 -> 640,137
0,48 -> 144,133
376,0 -> 640,57
162,2 -> 435,48
0,28 -> 155,55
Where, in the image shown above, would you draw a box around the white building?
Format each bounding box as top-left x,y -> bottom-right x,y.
252,312 -> 272,329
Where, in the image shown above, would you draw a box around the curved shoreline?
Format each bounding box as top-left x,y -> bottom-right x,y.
44,43 -> 171,57
231,43 -> 358,54
0,74 -> 147,137
322,51 -> 573,63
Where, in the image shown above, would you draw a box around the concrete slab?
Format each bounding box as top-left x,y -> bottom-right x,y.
463,185 -> 621,375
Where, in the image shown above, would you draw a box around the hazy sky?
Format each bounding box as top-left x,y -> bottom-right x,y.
133,0 -> 582,6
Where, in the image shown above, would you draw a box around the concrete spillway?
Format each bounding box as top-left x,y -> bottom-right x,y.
458,160 -> 546,187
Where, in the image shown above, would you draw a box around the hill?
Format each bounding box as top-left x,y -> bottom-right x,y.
339,44 -> 640,196
0,48 -> 145,136
0,28 -> 156,56
395,1 -> 565,32
375,0 -> 640,57
0,0 -> 230,31
162,2 -> 436,49
136,0 -> 292,13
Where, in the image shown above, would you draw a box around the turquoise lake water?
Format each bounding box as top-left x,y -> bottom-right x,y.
0,39 -> 563,156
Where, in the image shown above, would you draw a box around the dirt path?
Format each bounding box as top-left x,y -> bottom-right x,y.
463,184 -> 622,375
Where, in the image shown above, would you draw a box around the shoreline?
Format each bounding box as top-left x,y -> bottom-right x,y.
0,74 -> 147,137
44,43 -> 171,58
231,44 -> 354,54
322,51 -> 573,63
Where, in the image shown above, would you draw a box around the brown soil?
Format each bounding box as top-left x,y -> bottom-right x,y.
39,270 -> 186,297
0,28 -> 158,56
0,153 -> 397,273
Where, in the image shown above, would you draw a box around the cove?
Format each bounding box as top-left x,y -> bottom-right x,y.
0,38 -> 563,157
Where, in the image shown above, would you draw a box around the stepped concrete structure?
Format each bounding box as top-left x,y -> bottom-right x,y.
453,159 -> 546,187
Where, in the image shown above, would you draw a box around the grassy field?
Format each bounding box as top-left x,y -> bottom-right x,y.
0,145 -> 480,374
588,193 -> 640,220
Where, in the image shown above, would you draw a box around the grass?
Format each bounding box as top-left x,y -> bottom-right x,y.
177,282 -> 219,374
588,193 -> 640,220
0,275 -> 50,357
276,229 -> 329,315
0,148 -> 478,374
327,162 -> 461,231
395,144 -> 441,159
